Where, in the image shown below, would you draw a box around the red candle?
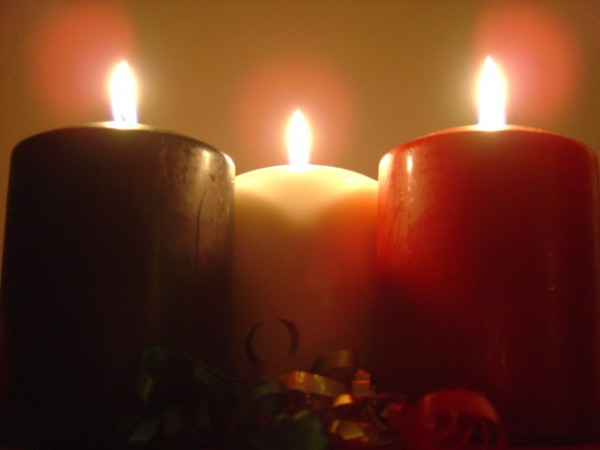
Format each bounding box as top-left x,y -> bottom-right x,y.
373,57 -> 600,445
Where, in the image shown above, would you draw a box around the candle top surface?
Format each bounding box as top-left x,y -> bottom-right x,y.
235,164 -> 376,217
237,164 -> 375,185
16,122 -> 228,158
389,124 -> 594,157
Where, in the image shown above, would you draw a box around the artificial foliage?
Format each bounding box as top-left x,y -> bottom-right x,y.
112,346 -> 505,450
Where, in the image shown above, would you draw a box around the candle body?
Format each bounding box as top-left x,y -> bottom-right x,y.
232,165 -> 377,374
0,124 -> 234,448
375,126 -> 600,445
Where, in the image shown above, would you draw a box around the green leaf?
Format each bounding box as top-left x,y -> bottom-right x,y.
253,410 -> 329,450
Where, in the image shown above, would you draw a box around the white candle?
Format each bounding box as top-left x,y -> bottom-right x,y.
232,110 -> 377,374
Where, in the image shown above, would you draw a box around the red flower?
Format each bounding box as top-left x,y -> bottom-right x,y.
386,389 -> 506,450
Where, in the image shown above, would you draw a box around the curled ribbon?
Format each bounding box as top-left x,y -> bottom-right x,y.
280,370 -> 346,398
244,318 -> 300,375
116,339 -> 505,449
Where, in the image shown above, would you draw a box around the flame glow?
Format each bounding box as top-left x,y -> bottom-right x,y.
477,56 -> 506,130
109,60 -> 137,124
286,109 -> 312,168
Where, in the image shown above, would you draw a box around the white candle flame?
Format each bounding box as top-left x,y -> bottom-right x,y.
286,109 -> 312,169
477,56 -> 506,131
109,60 -> 138,124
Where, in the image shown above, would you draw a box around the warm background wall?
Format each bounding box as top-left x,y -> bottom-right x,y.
1,0 -> 599,277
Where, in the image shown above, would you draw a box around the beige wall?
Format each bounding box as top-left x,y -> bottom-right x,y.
1,0 -> 599,276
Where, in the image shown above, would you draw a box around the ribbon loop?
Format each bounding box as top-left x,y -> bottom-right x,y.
245,318 -> 300,373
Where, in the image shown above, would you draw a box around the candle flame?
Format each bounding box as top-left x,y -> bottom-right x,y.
286,109 -> 312,169
477,56 -> 506,130
109,60 -> 138,124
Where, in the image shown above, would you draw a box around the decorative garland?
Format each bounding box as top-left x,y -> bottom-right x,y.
111,345 -> 506,450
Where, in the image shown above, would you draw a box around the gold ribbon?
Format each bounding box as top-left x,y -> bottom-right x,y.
279,370 -> 346,398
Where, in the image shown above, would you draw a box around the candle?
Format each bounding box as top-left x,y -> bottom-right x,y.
374,57 -> 600,445
0,62 -> 235,448
232,110 -> 377,374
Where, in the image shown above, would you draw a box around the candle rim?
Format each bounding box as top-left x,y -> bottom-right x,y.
236,164 -> 376,182
13,122 -> 232,163
388,124 -> 594,155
